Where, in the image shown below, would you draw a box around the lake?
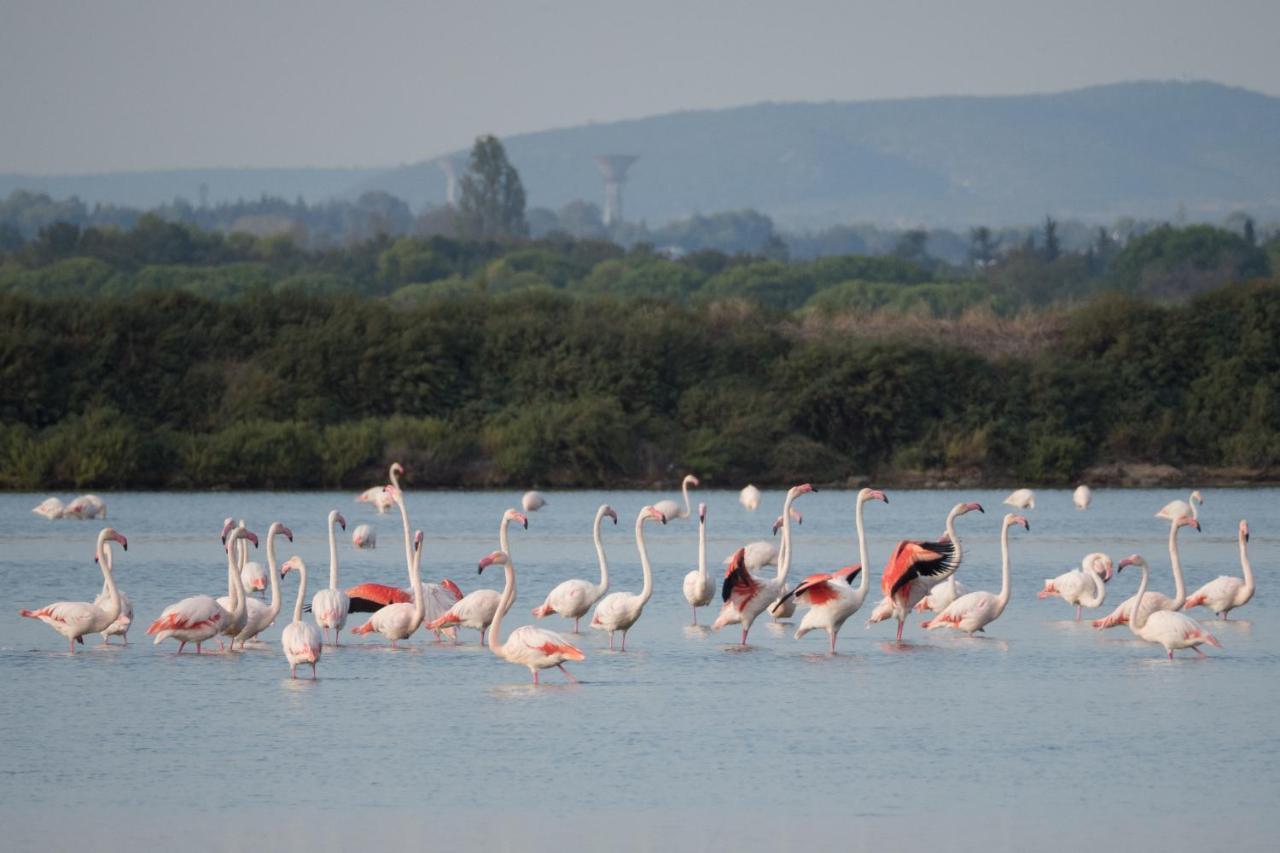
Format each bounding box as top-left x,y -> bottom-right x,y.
1,487 -> 1276,852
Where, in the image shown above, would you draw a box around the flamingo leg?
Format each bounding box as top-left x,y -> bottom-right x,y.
895,619 -> 904,643
608,632 -> 615,651
335,630 -> 341,647
1075,605 -> 1082,621
290,664 -> 297,679
740,628 -> 747,646
1168,650 -> 1174,660
829,630 -> 837,655
621,631 -> 629,652
311,663 -> 317,680
574,617 -> 580,634
557,663 -> 579,682
691,606 -> 698,626
533,670 -> 540,685
1195,646 -> 1207,657
69,637 -> 76,653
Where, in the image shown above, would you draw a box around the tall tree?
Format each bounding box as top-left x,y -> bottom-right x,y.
1042,216 -> 1060,263
456,135 -> 528,240
968,226 -> 998,267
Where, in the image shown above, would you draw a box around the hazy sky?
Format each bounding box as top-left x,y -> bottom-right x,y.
2,0 -> 1278,174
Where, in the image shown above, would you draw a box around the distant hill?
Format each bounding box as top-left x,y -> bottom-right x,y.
5,81 -> 1279,226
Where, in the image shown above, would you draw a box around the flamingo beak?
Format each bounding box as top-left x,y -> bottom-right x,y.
870,489 -> 888,503
516,512 -> 528,530
113,532 -> 128,551
336,513 -> 347,531
220,518 -> 235,543
245,531 -> 260,548
1117,555 -> 1137,571
1017,516 -> 1029,531
281,526 -> 294,542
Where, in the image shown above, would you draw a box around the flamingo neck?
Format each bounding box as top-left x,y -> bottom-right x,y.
1189,491 -> 1200,520
854,495 -> 870,601
395,491 -> 412,573
1130,564 -> 1150,631
777,491 -> 799,586
696,514 -> 707,582
292,559 -> 307,624
1240,528 -> 1255,596
635,514 -> 654,605
226,531 -> 244,618
327,513 -> 340,590
1167,520 -> 1187,609
1080,560 -> 1106,608
488,561 -> 514,656
945,505 -> 965,567
499,514 -> 512,556
266,526 -> 283,620
96,534 -> 121,623
409,540 -> 425,631
680,478 -> 693,518
594,508 -> 610,594
995,522 -> 1013,611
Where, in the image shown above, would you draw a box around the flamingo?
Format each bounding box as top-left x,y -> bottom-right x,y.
311,510 -> 351,645
236,522 -> 293,648
352,524 -> 376,549
65,494 -> 107,519
32,497 -> 65,520
216,521 -> 253,649
776,487 -> 888,653
681,503 -> 714,625
351,528 -> 425,647
148,527 -> 256,653
1037,552 -> 1113,620
93,541 -> 132,643
922,513 -> 1029,635
767,509 -> 803,620
240,554 -> 268,598
878,501 -> 983,642
1118,554 -> 1221,659
280,556 -> 324,678
355,462 -> 403,513
1157,490 -> 1203,522
531,504 -> 616,632
19,527 -> 128,652
739,485 -> 762,512
713,483 -> 813,645
1184,520 -> 1255,619
913,576 -> 971,614
654,474 -> 700,521
522,490 -> 548,513
1093,516 -> 1196,629
591,505 -> 666,650
1074,485 -> 1092,510
479,550 -> 584,684
429,508 -> 528,643
1004,489 -> 1035,510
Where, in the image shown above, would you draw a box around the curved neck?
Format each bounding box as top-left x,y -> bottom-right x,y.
854,494 -> 870,599
1167,521 -> 1187,609
995,522 -> 1013,611
1240,530 -> 1255,594
1080,561 -> 1106,607
594,508 -> 610,592
266,527 -> 283,620
635,515 -> 654,604
488,561 -> 514,654
499,514 -> 512,555
391,491 -> 412,571
292,560 -> 307,623
1189,491 -> 1200,520
680,479 -> 693,517
327,514 -> 340,590
1130,564 -> 1150,630
945,505 -> 965,566
96,537 -> 121,622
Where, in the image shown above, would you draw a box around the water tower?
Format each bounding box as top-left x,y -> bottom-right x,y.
593,155 -> 638,226
436,156 -> 466,206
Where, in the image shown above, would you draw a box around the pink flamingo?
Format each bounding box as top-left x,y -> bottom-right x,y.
533,504 -> 617,632
1119,554 -> 1221,659
1037,552 -> 1112,620
351,528 -> 425,647
20,527 -> 128,652
878,501 -> 983,642
281,556 -> 323,678
149,526 -> 257,653
479,550 -> 585,684
430,508 -> 528,643
1184,520 -> 1255,619
922,513 -> 1028,635
590,506 -> 666,650
1093,516 -> 1195,629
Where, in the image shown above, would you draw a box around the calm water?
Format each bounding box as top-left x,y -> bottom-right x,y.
1,488 -> 1277,852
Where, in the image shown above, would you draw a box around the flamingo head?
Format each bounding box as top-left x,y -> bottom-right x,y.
413,530 -> 424,552
772,508 -> 803,535
698,502 -> 706,523
506,509 -> 528,530
1240,520 -> 1249,542
1191,489 -> 1204,505
789,483 -> 816,499
860,488 -> 888,504
103,528 -> 128,551
478,550 -> 509,573
1007,514 -> 1030,531
1094,554 -> 1114,582
390,462 -> 404,479
275,523 -> 294,542
959,502 -> 984,516
330,511 -> 347,531
281,556 -> 302,576
684,474 -> 700,488
602,505 -> 618,525
220,517 -> 236,544
1116,554 -> 1146,573
1178,516 -> 1201,533
240,529 -> 260,549
724,547 -> 746,577
642,505 -> 666,525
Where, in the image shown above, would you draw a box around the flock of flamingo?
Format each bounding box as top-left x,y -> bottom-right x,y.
19,467 -> 1254,683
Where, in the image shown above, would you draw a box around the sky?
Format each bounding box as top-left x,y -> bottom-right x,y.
2,0 -> 1278,174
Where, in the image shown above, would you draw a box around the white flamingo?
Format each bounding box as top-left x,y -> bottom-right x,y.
681,503 -> 714,625
93,541 -> 132,643
479,550 -> 585,684
1004,489 -> 1035,510
1119,554 -> 1221,659
32,497 -> 65,520
1093,516 -> 1196,629
380,480 -> 460,639
355,462 -> 403,513
777,487 -> 887,653
1074,485 -> 1092,510
1037,552 -> 1113,620
351,528 -> 426,647
429,508 -> 528,643
65,494 -> 107,519
654,474 -> 699,521
739,485 -> 762,511
521,490 -> 548,513
352,524 -> 376,549
532,504 -> 616,632
236,522 -> 293,648
1184,520 -> 1255,619
913,576 -> 971,614
311,510 -> 351,645
216,521 -> 253,649
922,513 -> 1029,635
149,527 -> 256,653
591,506 -> 666,650
1157,490 -> 1203,522
19,527 -> 128,652
280,556 -> 324,678
713,483 -> 813,645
